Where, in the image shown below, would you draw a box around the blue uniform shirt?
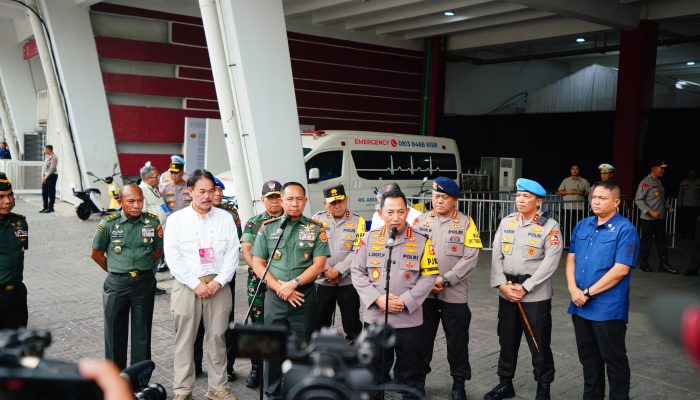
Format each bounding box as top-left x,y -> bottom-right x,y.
567,213 -> 639,322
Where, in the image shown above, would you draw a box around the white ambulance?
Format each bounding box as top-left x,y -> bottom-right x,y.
302,130 -> 461,220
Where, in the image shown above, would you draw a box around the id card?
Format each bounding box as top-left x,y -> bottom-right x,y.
199,247 -> 216,265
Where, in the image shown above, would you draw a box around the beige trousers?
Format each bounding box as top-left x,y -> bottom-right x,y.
171,280 -> 232,394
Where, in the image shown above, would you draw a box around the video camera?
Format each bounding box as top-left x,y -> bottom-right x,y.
0,329 -> 165,400
232,323 -> 421,400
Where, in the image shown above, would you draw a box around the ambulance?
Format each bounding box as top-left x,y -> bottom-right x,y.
302,130 -> 461,220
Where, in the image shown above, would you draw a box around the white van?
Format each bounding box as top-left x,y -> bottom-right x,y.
302,130 -> 462,220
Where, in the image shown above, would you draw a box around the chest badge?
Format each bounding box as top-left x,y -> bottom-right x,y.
114,246 -> 122,254
273,250 -> 282,261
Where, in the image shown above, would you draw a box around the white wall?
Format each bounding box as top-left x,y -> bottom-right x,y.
444,60 -> 570,115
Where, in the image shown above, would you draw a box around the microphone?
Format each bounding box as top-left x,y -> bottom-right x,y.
385,227 -> 398,248
275,216 -> 291,236
120,359 -> 155,392
649,293 -> 700,369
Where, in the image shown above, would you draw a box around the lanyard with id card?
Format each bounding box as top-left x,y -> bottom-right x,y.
198,218 -> 216,266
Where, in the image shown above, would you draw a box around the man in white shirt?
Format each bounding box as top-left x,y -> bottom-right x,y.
165,169 -> 239,400
369,183 -> 422,230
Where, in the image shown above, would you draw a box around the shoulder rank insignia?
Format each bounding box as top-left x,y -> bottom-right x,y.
263,216 -> 282,225
308,218 -> 324,226
143,211 -> 158,220
105,213 -> 120,222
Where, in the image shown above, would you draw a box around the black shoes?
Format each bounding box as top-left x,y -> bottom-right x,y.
639,261 -> 653,272
535,382 -> 551,400
227,369 -> 237,382
245,360 -> 260,388
484,380 -> 515,400
659,256 -> 679,274
39,208 -> 54,213
451,377 -> 467,400
155,287 -> 166,295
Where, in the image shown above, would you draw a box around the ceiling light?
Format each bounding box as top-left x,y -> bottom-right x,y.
576,38 -> 585,43
444,11 -> 455,16
687,61 -> 696,66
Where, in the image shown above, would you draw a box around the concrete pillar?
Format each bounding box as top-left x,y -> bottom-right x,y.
612,20 -> 658,195
32,0 -> 119,200
217,0 -> 306,214
0,18 -> 37,157
199,0 -> 254,221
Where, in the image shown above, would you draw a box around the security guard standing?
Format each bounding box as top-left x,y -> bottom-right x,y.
91,184 -> 163,370
412,177 -> 482,400
240,180 -> 284,388
160,161 -> 191,213
486,178 -> 563,400
251,182 -> 330,400
352,189 -> 438,399
312,184 -> 365,342
634,161 -> 678,274
0,173 -> 29,329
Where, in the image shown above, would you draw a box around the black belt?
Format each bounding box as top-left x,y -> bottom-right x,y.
109,270 -> 152,278
504,274 -> 531,284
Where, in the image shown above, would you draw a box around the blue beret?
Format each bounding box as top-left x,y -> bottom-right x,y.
171,155 -> 185,164
432,177 -> 460,197
516,178 -> 546,197
213,177 -> 225,189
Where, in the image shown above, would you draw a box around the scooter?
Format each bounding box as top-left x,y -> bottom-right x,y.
72,163 -> 122,220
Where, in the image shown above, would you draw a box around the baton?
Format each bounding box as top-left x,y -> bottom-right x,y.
508,281 -> 540,352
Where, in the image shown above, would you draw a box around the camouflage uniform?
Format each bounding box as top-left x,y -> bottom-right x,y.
240,211 -> 277,323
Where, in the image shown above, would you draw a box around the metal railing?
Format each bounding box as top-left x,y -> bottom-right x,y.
0,160 -> 47,195
408,193 -> 678,250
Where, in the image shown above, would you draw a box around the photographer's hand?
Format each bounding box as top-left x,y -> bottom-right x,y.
78,359 -> 132,400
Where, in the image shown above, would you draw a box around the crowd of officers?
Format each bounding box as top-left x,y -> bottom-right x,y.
1,155 -> 696,400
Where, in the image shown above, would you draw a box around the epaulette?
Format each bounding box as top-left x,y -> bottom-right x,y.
412,229 -> 429,239
105,213 -> 120,222
10,212 -> 26,219
311,210 -> 325,217
307,218 -> 323,226
263,216 -> 282,225
536,211 -> 552,226
143,211 -> 158,220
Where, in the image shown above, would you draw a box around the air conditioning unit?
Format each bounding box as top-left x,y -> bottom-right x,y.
36,90 -> 49,125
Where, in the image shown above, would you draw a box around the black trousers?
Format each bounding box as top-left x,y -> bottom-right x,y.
196,276 -> 236,371
314,284 -> 362,342
639,219 -> 668,262
496,297 -> 554,383
572,315 -> 630,400
0,282 -> 28,329
420,298 -> 471,380
689,221 -> 700,274
42,173 -> 58,209
678,206 -> 700,238
370,324 -> 424,400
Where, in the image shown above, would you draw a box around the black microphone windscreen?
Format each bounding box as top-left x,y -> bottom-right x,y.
120,359 -> 155,392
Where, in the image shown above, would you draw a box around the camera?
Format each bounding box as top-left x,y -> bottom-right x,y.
232,323 -> 407,400
0,329 -> 165,400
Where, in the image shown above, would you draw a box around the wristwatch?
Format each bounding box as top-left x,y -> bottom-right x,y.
442,276 -> 451,288
293,277 -> 302,287
583,288 -> 592,299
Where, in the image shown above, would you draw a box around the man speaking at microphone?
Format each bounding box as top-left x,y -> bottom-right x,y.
251,181 -> 330,400
352,189 -> 438,399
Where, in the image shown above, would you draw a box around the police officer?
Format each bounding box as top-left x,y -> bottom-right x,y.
598,163 -> 615,182
634,161 -> 678,274
160,161 -> 191,213
90,184 -> 163,370
0,173 -> 29,329
312,184 -> 365,342
352,189 -> 438,399
412,177 -> 482,400
486,178 -> 563,400
251,182 -> 330,400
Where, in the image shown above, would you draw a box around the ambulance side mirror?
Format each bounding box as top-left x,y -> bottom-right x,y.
308,168 -> 320,184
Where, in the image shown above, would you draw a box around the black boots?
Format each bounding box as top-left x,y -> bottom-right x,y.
451,377 -> 467,400
483,379 -> 515,400
659,256 -> 679,274
639,260 -> 653,272
535,382 -> 551,400
245,359 -> 260,388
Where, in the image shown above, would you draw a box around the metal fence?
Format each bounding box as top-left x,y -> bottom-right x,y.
0,160 -> 46,195
408,192 -> 678,250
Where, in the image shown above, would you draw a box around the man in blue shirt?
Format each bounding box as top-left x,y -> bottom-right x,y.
566,181 -> 639,400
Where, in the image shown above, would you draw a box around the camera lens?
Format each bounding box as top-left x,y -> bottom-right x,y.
135,383 -> 167,400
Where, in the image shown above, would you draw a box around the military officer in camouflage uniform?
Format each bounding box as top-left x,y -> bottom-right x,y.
251,182 -> 330,400
312,184 -> 365,342
412,177 -> 482,400
486,178 -> 563,400
352,189 -> 439,399
91,184 -> 163,370
239,179 -> 283,388
0,173 -> 29,329
634,161 -> 678,274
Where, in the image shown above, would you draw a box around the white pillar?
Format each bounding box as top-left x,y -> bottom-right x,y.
32,0 -> 120,201
217,0 -> 307,214
0,18 -> 37,157
199,0 -> 254,220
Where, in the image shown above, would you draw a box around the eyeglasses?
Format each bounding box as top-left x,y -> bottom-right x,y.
147,175 -> 159,179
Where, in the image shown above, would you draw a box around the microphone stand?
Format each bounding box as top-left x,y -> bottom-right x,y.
381,228 -> 397,400
240,216 -> 290,400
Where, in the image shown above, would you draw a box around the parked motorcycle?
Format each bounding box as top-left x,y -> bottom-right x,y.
72,163 -> 122,220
